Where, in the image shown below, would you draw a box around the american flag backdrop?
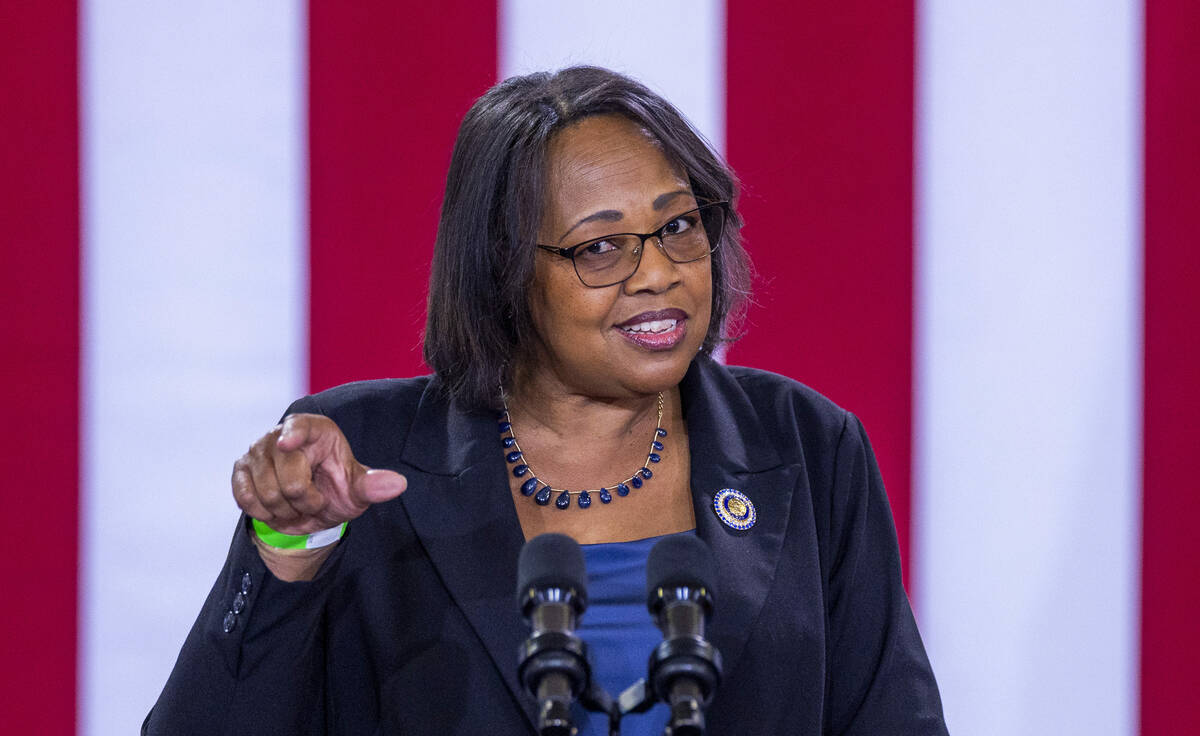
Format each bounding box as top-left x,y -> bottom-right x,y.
2,1 -> 1198,734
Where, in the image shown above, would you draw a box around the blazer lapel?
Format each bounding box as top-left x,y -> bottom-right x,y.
681,357 -> 800,678
394,383 -> 535,727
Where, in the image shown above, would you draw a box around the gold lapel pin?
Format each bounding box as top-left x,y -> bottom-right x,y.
713,488 -> 756,530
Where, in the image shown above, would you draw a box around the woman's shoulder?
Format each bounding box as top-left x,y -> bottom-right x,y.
695,360 -> 860,473
283,376 -> 437,453
310,375 -> 434,406
288,375 -> 434,416
720,362 -> 850,434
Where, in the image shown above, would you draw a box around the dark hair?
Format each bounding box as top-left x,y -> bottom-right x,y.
423,66 -> 752,410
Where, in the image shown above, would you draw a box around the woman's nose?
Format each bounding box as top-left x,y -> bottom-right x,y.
623,235 -> 681,294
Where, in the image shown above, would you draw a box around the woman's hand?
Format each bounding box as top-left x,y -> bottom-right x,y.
231,413 -> 407,580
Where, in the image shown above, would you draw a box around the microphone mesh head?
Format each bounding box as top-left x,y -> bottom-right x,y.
516,533 -> 588,609
645,534 -> 718,603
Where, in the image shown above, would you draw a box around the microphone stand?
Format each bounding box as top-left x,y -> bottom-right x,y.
579,680 -> 621,736
516,533 -> 621,735
517,623 -> 589,735
516,631 -> 620,736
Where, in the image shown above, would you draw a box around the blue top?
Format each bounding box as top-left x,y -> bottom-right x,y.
572,530 -> 695,736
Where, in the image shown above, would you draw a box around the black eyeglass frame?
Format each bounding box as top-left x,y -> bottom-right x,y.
535,201 -> 730,288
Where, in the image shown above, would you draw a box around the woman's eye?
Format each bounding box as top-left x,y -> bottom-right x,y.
663,214 -> 697,236
582,239 -> 619,255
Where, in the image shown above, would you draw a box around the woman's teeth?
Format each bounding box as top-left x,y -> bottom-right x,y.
621,319 -> 677,334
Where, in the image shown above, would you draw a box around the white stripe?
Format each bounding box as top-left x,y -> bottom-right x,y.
915,2 -> 1141,734
80,3 -> 307,733
500,0 -> 725,152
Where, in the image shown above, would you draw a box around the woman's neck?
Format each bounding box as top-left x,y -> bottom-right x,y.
505,367 -> 666,445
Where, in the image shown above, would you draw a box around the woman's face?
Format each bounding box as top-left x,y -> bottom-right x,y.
523,115 -> 713,399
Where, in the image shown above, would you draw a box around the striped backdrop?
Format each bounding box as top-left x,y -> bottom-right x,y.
2,1 -> 1197,734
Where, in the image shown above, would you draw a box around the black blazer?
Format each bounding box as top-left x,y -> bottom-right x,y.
145,356 -> 947,734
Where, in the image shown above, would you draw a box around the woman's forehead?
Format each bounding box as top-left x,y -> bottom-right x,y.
543,116 -> 691,219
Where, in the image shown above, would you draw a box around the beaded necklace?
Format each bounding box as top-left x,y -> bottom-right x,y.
499,392 -> 667,510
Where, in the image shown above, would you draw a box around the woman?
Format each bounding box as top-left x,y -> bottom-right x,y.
146,66 -> 947,735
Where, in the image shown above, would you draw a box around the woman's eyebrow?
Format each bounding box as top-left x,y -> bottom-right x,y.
557,190 -> 695,243
652,189 -> 692,210
559,209 -> 623,243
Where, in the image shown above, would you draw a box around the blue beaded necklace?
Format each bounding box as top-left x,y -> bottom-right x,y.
499,392 -> 667,510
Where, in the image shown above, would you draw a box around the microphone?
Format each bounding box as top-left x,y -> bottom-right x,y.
645,535 -> 722,736
516,533 -> 591,736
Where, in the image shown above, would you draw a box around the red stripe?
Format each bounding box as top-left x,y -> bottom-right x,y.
1142,0 -> 1200,731
308,0 -> 498,392
0,3 -> 79,731
726,1 -> 916,585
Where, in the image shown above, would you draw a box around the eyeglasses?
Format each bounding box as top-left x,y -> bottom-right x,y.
536,201 -> 728,288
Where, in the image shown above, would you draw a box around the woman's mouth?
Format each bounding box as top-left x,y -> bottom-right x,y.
621,318 -> 677,334
615,310 -> 688,350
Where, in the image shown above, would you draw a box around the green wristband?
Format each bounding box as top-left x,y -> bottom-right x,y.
252,518 -> 347,550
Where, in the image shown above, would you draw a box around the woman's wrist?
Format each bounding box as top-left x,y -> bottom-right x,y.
251,518 -> 346,549
252,534 -> 337,582
249,522 -> 342,582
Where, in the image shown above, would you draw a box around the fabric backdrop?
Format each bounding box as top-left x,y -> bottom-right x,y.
2,1 -> 1197,734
